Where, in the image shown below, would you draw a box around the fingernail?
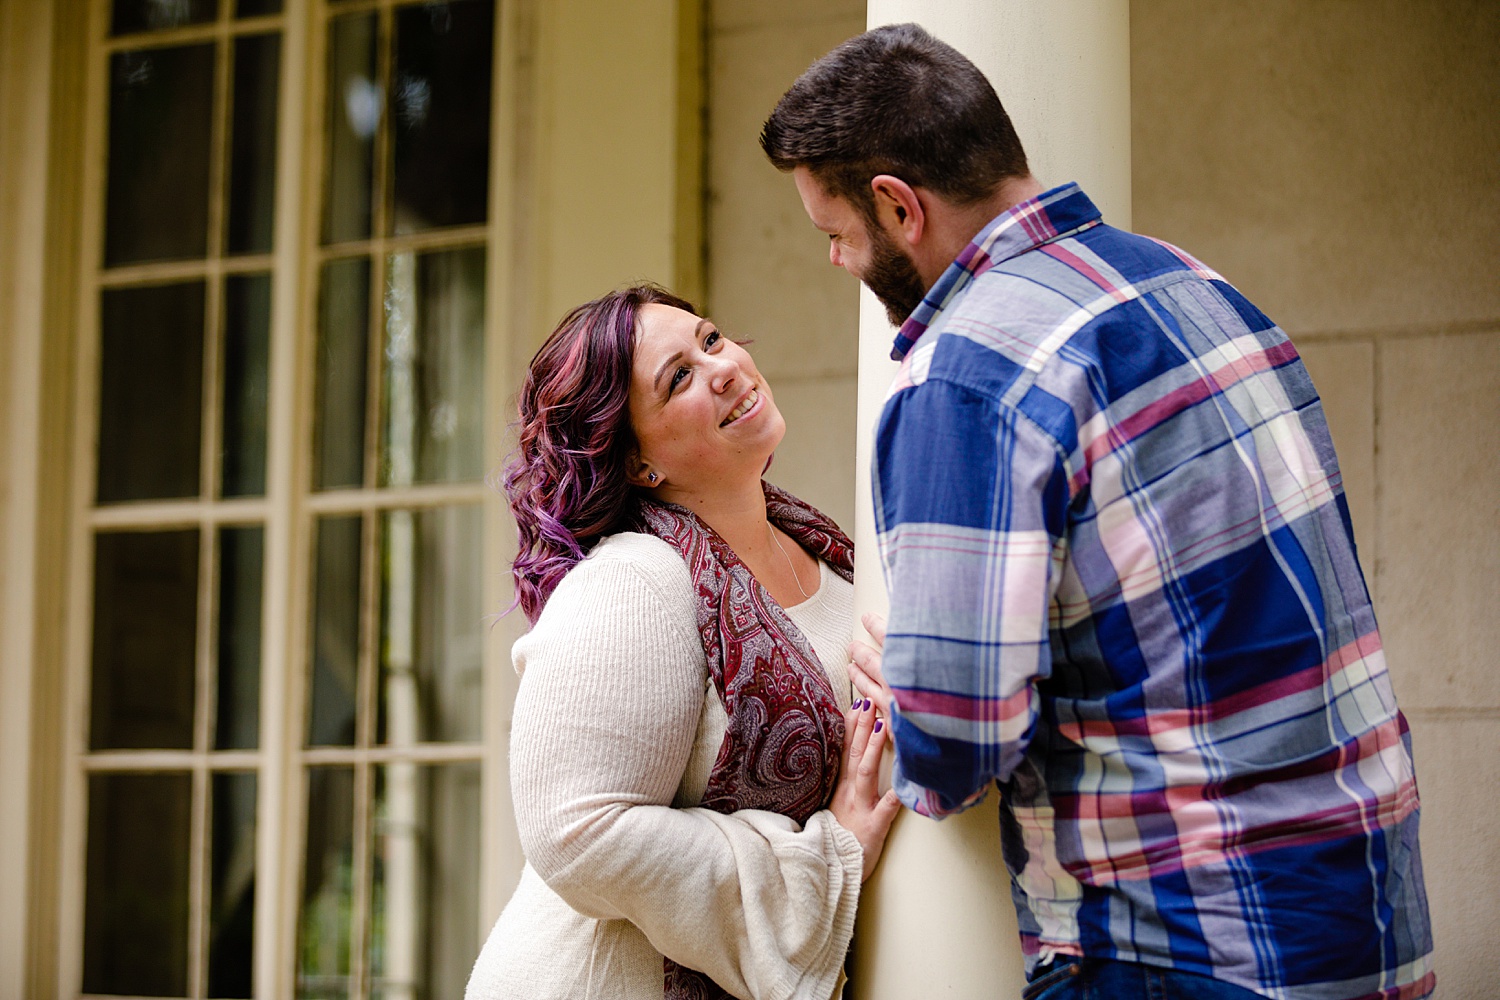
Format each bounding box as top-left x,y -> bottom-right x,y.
863,698 -> 872,711
874,718 -> 884,733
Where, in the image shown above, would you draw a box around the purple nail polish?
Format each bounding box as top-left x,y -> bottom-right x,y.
862,698 -> 872,711
874,718 -> 884,733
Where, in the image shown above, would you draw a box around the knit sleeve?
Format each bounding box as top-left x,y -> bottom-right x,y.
510,535 -> 863,1000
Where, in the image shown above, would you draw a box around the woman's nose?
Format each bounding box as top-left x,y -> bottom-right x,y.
829,240 -> 842,268
709,354 -> 741,392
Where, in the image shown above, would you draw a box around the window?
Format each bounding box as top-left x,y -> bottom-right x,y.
67,2 -> 504,997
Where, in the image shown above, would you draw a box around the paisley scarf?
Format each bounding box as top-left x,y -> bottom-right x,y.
634,481 -> 855,1000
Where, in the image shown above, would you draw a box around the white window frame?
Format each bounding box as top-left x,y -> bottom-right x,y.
52,1 -> 529,996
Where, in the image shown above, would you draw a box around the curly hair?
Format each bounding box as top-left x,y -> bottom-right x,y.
503,283 -> 697,623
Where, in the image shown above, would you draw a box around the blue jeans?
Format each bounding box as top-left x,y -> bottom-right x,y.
1021,958 -> 1266,1000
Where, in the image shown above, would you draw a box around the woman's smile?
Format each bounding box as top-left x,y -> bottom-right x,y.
721,387 -> 762,426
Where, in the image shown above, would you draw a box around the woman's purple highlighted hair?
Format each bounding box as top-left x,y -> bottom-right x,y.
504,283 -> 696,623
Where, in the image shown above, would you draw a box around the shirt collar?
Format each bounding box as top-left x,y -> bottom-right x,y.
889,182 -> 1104,361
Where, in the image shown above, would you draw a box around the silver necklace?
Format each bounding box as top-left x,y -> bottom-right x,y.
769,523 -> 811,600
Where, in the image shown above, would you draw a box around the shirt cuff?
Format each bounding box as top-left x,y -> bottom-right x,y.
892,756 -> 989,819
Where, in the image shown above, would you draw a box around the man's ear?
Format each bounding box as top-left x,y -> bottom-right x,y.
870,174 -> 925,245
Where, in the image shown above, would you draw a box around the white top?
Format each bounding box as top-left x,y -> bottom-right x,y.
466,532 -> 861,1000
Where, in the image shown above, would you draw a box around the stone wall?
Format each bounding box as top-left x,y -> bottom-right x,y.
1134,3 -> 1500,995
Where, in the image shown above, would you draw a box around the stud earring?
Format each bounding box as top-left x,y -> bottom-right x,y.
647,472 -> 658,483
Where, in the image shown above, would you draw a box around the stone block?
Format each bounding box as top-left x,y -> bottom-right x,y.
1132,0 -> 1500,335
1377,331 -> 1500,711
705,13 -> 864,380
763,372 -> 858,535
1402,716 -> 1499,1000
711,0 -> 866,35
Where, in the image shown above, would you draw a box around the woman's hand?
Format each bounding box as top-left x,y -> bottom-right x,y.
827,697 -> 902,882
847,612 -> 894,719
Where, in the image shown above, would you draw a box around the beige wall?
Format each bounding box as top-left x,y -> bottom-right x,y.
1134,3 -> 1500,996
705,0 -> 866,534
525,0 -> 703,337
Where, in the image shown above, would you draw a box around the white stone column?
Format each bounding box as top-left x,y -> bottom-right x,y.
850,3 -> 1131,997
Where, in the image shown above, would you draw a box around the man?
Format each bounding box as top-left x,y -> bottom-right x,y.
762,23 -> 1432,1000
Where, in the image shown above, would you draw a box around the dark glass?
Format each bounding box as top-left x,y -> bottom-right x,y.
82,772 -> 192,996
216,526 -> 263,750
390,1 -> 493,234
97,281 -> 206,502
323,13 -> 378,244
226,33 -> 282,255
369,763 -> 480,1000
379,247 -> 486,487
222,274 -> 271,497
235,0 -> 281,15
209,772 -> 257,998
90,530 -> 199,750
308,516 -> 362,747
298,766 -> 355,1000
314,257 -> 371,491
378,506 -> 482,745
111,0 -> 218,35
106,44 -> 215,265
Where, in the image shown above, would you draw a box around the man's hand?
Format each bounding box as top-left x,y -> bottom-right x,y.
847,612 -> 895,720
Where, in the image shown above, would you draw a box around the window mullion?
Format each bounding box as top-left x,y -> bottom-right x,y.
261,0 -> 319,995
187,764 -> 210,1000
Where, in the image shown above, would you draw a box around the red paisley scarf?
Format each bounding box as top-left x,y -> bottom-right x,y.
635,481 -> 854,1000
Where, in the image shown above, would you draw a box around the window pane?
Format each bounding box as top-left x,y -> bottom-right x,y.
298,766 -> 355,1000
236,0 -> 281,15
380,247 -> 485,487
106,44 -> 215,265
216,525 -> 263,750
209,772 -> 257,999
222,274 -> 271,497
91,530 -> 199,750
111,0 -> 218,35
83,772 -> 192,996
98,281 -> 205,504
226,33 -> 281,255
390,0 -> 493,234
308,515 -> 362,747
378,506 -> 482,745
315,257 -> 371,491
369,763 -> 480,1000
323,12 -> 378,244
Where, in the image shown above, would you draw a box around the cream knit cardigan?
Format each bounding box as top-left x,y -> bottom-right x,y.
466,532 -> 864,1000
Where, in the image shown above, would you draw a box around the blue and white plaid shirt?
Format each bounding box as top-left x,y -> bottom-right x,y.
874,184 -> 1433,998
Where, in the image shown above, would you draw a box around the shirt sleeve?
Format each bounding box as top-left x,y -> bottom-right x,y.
874,375 -> 1069,818
510,544 -> 863,1000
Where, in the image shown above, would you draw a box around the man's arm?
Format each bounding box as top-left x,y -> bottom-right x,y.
872,374 -> 1068,817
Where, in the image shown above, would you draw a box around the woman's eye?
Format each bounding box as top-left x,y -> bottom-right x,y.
705,329 -> 721,348
669,366 -> 689,392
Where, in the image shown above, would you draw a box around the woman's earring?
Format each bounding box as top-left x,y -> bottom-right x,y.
647,472 -> 658,483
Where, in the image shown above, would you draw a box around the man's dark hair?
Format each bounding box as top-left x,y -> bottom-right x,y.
760,23 -> 1028,225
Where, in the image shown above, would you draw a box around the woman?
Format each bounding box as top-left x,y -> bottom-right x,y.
466,284 -> 901,1000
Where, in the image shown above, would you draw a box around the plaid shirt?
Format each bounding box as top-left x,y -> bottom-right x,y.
874,184 -> 1434,998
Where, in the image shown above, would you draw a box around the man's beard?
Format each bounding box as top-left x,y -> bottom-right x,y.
863,222 -> 928,327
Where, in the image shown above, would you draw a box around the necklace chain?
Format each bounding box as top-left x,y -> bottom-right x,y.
769,523 -> 811,600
